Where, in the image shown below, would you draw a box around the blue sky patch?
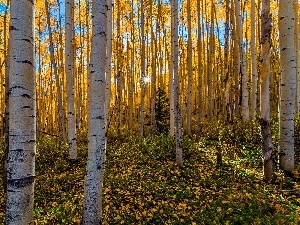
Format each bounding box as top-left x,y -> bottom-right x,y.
0,3 -> 7,14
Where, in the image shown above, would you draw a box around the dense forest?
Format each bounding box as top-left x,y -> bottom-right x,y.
1,0 -> 300,224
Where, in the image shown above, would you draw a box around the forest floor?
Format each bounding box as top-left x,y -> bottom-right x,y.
1,127 -> 300,224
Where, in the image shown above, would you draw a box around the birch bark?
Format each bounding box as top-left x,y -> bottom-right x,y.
279,0 -> 296,173
65,0 -> 77,160
83,0 -> 107,223
234,0 -> 249,120
172,0 -> 183,165
260,0 -> 275,181
250,0 -> 257,119
6,0 -> 36,223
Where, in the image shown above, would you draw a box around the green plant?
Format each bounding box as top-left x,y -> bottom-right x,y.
155,87 -> 170,134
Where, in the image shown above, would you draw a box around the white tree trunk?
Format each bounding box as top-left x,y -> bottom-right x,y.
140,0 -> 145,137
172,0 -> 183,165
234,0 -> 249,120
279,0 -> 296,173
6,0 -> 36,224
104,0 -> 113,131
224,0 -> 231,122
150,1 -> 157,132
250,0 -> 257,119
169,0 -> 175,137
83,0 -> 107,223
65,0 -> 77,160
197,0 -> 203,132
295,0 -> 300,113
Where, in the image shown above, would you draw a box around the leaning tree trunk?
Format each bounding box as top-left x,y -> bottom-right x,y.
260,0 -> 275,182
65,0 -> 77,160
6,0 -> 36,224
278,0 -> 296,173
83,0 -> 107,223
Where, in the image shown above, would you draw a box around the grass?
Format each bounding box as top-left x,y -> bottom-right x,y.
0,131 -> 300,224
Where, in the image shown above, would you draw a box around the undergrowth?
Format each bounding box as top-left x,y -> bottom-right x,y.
0,125 -> 300,224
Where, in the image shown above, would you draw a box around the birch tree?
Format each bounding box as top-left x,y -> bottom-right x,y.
260,0 -> 275,181
250,0 -> 257,119
197,0 -> 203,132
170,0 -> 175,137
83,0 -> 107,223
186,0 -> 193,136
296,0 -> 300,113
278,0 -> 296,173
104,0 -> 113,131
172,0 -> 183,165
140,0 -> 146,137
6,0 -> 36,223
234,0 -> 249,120
65,0 -> 77,160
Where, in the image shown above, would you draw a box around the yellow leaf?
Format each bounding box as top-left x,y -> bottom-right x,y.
181,211 -> 188,217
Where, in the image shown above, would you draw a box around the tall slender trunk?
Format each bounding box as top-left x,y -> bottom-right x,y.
170,1 -> 175,137
76,0 -> 83,133
186,0 -> 193,136
83,0 -> 107,223
105,0 -> 113,131
57,0 -> 67,140
65,0 -> 77,160
295,0 -> 300,113
6,0 -> 36,223
150,1 -> 157,132
234,0 -> 249,120
197,0 -> 203,132
260,0 -> 275,181
172,0 -> 183,165
224,0 -> 232,122
140,0 -> 146,137
250,0 -> 258,119
278,0 -> 296,173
